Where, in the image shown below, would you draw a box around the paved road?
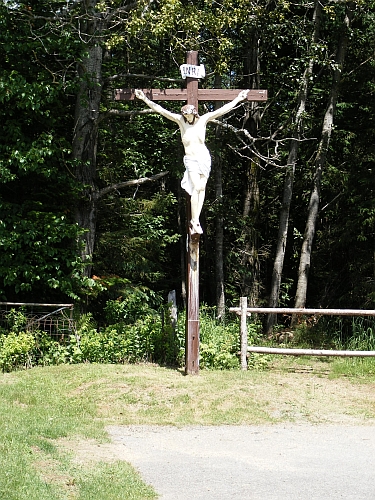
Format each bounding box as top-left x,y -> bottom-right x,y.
107,424 -> 375,499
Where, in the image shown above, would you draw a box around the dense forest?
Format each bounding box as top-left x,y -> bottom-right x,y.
1,0 -> 374,331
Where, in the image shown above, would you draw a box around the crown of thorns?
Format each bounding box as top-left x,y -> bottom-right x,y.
181,104 -> 199,117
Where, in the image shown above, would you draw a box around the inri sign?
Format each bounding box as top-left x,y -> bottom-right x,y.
180,63 -> 206,80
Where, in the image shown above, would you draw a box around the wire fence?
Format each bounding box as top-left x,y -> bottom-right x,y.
0,302 -> 75,339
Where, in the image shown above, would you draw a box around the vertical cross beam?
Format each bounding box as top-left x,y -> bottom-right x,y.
186,51 -> 199,109
185,51 -> 200,375
185,194 -> 200,375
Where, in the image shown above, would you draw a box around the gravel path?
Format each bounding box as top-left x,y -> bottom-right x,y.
107,424 -> 375,499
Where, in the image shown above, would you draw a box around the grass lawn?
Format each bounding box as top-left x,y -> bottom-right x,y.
1,358 -> 375,499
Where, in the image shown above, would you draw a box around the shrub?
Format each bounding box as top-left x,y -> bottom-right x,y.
74,312 -> 182,365
197,308 -> 266,370
0,303 -> 267,372
0,331 -> 35,372
103,286 -> 160,325
199,316 -> 240,370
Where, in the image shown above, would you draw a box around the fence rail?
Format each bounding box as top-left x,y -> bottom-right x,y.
229,299 -> 375,369
247,346 -> 375,357
229,307 -> 375,316
0,302 -> 75,337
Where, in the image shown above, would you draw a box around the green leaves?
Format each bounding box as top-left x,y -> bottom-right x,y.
0,202 -> 82,296
0,331 -> 35,372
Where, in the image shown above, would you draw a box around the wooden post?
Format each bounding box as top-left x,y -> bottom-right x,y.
184,51 -> 201,375
240,296 -> 248,370
167,290 -> 177,333
186,51 -> 199,109
185,194 -> 200,375
185,236 -> 200,374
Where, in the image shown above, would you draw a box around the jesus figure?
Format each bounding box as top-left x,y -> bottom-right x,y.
135,88 -> 249,234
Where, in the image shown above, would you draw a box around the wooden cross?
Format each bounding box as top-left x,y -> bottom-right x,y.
115,51 -> 267,375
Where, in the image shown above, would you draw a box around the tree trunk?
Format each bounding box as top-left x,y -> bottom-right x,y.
214,153 -> 226,318
177,184 -> 187,308
240,30 -> 261,306
72,0 -> 103,277
293,6 -> 353,313
241,160 -> 260,306
213,74 -> 226,319
266,0 -> 322,335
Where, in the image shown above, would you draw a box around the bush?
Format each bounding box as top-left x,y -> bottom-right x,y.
0,331 -> 35,372
73,311 -> 182,365
103,286 -> 160,325
199,313 -> 240,370
0,304 -> 267,372
187,307 -> 263,370
33,331 -> 82,366
198,308 -> 268,370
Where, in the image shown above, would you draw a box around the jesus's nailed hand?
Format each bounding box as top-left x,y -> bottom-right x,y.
238,89 -> 250,101
134,89 -> 145,100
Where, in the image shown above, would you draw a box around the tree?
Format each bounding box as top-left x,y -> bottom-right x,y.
266,0 -> 323,334
0,0 -> 83,299
293,2 -> 354,312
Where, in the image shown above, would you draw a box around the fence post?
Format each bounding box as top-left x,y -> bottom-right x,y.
168,290 -> 178,334
240,297 -> 248,370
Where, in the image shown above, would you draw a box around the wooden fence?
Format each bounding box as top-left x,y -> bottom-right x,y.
229,298 -> 375,370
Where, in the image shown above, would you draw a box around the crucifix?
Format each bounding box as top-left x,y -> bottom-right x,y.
115,51 -> 267,375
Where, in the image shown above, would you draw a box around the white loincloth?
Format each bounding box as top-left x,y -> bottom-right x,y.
181,155 -> 212,196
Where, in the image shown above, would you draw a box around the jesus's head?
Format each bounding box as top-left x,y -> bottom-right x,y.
181,104 -> 199,124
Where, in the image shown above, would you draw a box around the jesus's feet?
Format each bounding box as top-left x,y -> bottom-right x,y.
190,219 -> 203,235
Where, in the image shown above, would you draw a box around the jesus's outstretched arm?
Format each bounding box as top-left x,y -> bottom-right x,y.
135,90 -> 181,124
201,89 -> 250,123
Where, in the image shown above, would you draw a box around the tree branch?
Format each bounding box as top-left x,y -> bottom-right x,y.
107,73 -> 184,84
98,108 -> 155,123
108,108 -> 155,116
213,118 -> 315,169
95,171 -> 169,200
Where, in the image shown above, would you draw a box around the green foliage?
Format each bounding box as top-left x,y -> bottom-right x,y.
73,316 -> 153,364
183,307 -> 266,370
346,325 -> 375,352
5,308 -> 28,333
1,0 -> 375,340
0,332 -> 35,372
0,305 -> 183,371
95,189 -> 180,298
0,2 -> 85,300
0,305 -> 267,373
103,285 -> 159,325
74,309 -> 183,366
285,316 -> 375,353
33,331 -> 76,366
0,202 -> 83,297
198,310 -> 240,370
329,317 -> 375,351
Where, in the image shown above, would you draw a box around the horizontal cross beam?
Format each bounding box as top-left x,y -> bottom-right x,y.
115,88 -> 267,102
